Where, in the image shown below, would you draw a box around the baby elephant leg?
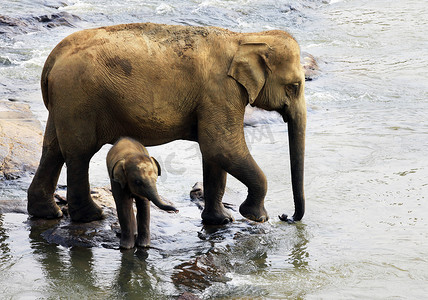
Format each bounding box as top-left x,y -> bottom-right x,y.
135,196 -> 150,247
112,182 -> 137,249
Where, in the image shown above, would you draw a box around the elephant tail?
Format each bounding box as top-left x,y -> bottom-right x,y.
40,53 -> 56,110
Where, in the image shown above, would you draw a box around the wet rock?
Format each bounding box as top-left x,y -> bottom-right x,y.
29,187 -> 121,249
0,14 -> 40,35
190,182 -> 204,210
0,199 -> 27,214
0,15 -> 28,30
0,12 -> 80,36
177,292 -> 202,300
32,12 -> 81,29
0,100 -> 43,179
38,208 -> 118,248
301,51 -> 320,81
189,182 -> 235,211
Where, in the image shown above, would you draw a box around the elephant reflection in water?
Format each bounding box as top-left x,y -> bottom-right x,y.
0,215 -> 11,260
26,218 -> 166,298
28,220 -> 100,294
112,249 -> 155,298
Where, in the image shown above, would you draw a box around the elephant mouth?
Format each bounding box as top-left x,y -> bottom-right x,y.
278,106 -> 289,123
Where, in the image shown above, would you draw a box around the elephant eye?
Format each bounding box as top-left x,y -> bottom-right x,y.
285,83 -> 300,98
134,179 -> 144,186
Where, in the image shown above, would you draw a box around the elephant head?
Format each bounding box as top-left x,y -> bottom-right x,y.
228,35 -> 306,221
112,155 -> 178,213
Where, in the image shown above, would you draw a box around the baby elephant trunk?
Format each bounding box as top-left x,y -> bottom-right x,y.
148,191 -> 179,213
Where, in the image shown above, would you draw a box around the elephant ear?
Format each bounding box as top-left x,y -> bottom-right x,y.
228,42 -> 272,105
151,157 -> 161,176
112,159 -> 127,189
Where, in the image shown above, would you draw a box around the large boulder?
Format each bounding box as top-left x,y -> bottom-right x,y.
0,100 -> 43,179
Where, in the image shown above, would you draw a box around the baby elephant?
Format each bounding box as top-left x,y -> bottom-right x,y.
107,137 -> 178,249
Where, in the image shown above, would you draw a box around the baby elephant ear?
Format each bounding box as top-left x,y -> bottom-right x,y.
112,159 -> 127,189
151,157 -> 161,176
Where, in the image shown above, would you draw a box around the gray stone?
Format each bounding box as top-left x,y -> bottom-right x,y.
0,100 -> 43,179
29,187 -> 121,249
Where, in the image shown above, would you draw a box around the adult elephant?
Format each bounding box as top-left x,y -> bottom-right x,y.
27,23 -> 306,225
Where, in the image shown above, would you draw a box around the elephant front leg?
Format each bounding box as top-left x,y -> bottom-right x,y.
135,196 -> 150,247
66,158 -> 104,222
112,182 -> 137,249
201,159 -> 234,225
224,154 -> 269,223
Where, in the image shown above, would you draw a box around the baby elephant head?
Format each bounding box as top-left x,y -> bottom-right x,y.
112,155 -> 178,213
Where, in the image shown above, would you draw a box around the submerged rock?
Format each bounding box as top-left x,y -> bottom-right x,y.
0,12 -> 81,36
0,100 -> 43,179
190,182 -> 205,210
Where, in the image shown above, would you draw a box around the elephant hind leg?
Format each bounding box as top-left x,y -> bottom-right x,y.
52,112 -> 105,222
65,154 -> 104,222
201,158 -> 234,225
27,115 -> 64,218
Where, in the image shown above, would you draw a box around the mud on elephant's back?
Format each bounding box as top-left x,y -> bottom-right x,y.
0,100 -> 43,179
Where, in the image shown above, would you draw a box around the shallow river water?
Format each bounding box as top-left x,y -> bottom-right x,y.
1,0 -> 428,299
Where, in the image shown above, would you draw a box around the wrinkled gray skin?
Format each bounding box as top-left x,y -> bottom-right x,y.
107,137 -> 178,249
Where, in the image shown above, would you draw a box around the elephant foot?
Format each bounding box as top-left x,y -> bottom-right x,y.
239,200 -> 269,222
27,194 -> 63,219
120,235 -> 136,249
201,205 -> 234,225
68,200 -> 104,223
136,235 -> 150,248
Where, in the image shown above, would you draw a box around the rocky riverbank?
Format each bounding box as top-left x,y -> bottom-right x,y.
0,99 -> 43,180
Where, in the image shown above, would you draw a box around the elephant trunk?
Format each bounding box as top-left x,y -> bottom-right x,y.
282,101 -> 306,222
147,190 -> 179,213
